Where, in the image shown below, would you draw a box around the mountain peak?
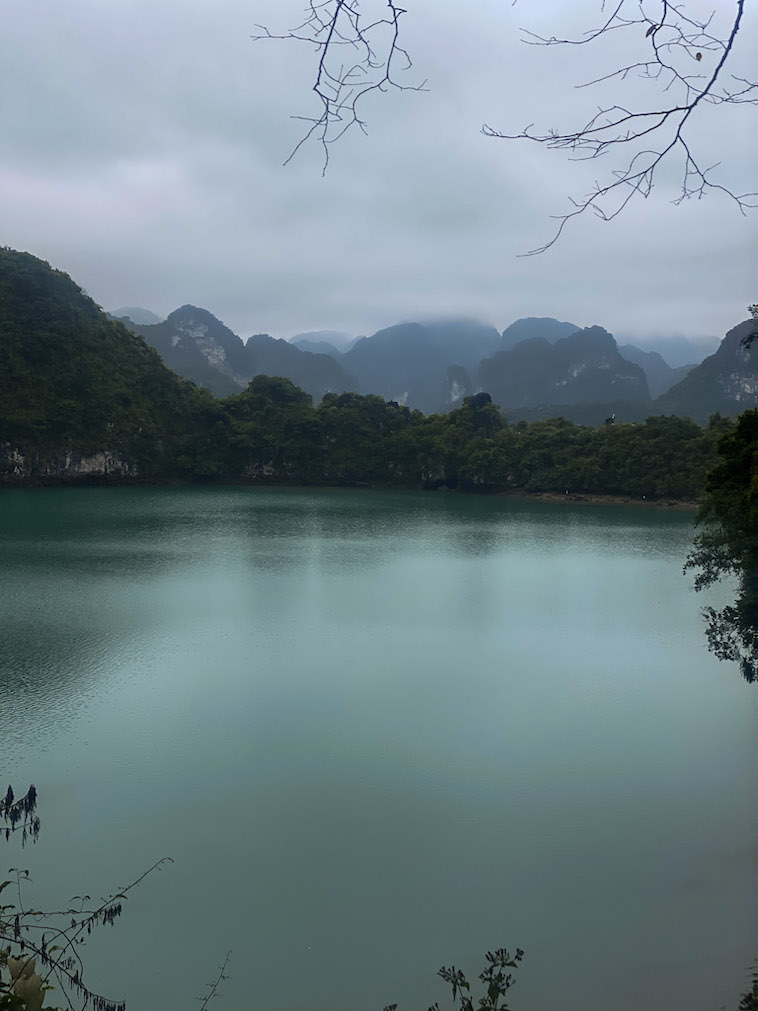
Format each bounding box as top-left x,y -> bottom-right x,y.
500,317 -> 580,350
478,324 -> 649,410
110,306 -> 163,325
655,318 -> 758,422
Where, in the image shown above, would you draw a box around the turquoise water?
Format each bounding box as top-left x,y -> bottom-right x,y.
0,487 -> 755,1010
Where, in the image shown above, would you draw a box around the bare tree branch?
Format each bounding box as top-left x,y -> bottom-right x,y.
0,833 -> 173,1011
253,0 -> 426,173
256,1 -> 756,251
484,0 -> 757,252
197,950 -> 232,1009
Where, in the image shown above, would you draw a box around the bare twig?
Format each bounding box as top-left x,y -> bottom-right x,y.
482,0 -> 757,253
255,1 -> 756,249
253,0 -> 426,172
197,950 -> 232,1009
0,838 -> 173,1011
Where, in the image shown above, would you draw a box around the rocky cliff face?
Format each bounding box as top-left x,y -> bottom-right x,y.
1,446 -> 136,485
655,320 -> 758,422
126,307 -> 357,401
125,306 -> 249,397
445,364 -> 473,405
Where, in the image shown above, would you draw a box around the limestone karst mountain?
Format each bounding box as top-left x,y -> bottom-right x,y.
244,332 -> 358,400
478,326 -> 651,411
124,306 -> 249,397
105,296 -> 743,422
291,330 -> 355,353
290,338 -> 343,358
110,306 -> 164,326
624,333 -> 721,369
124,307 -> 357,400
342,318 -> 500,412
499,316 -> 580,351
617,344 -> 697,399
655,319 -> 758,422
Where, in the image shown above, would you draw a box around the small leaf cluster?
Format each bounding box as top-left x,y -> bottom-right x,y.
0,788 -> 39,847
383,947 -> 524,1011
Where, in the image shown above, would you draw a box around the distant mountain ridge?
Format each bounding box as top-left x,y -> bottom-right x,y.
499,317 -> 580,350
619,333 -> 721,368
292,329 -> 355,352
245,332 -> 359,400
111,298 -> 750,420
123,306 -> 358,401
110,306 -> 164,325
617,344 -> 696,398
342,318 -> 501,412
291,338 -> 343,358
655,320 -> 758,423
478,326 -> 650,409
0,249 -> 726,502
124,306 -> 250,397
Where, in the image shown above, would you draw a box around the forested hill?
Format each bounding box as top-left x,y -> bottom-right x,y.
0,248 -> 222,477
0,248 -> 734,498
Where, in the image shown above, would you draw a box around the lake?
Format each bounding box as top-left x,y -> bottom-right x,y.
0,487 -> 755,1011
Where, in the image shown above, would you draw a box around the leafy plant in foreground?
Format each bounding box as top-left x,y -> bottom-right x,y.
0,783 -> 171,1010
383,947 -> 525,1011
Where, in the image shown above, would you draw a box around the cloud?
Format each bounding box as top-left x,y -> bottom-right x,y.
1,0 -> 755,343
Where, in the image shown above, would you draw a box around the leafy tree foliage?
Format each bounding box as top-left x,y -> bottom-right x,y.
0,248 -> 225,480
686,409 -> 758,681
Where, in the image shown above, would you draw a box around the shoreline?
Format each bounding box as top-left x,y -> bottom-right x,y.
500,489 -> 699,510
0,477 -> 701,509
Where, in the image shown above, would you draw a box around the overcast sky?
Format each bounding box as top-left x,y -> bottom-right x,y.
1,0 -> 755,344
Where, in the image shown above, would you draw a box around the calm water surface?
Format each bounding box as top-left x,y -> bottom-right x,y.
0,487 -> 755,1011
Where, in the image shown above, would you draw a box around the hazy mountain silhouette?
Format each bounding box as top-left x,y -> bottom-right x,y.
244,333 -> 358,400
618,344 -> 696,398
343,318 -> 499,412
124,307 -> 357,400
499,317 -> 580,350
655,320 -> 758,422
478,326 -> 650,410
110,306 -> 164,325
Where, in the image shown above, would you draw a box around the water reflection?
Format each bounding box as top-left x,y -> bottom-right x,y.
0,487 -> 754,1011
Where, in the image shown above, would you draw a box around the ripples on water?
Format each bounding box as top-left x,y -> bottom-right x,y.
0,487 -> 755,1011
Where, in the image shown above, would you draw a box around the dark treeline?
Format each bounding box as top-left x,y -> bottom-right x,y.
6,372 -> 724,499
198,378 -> 729,499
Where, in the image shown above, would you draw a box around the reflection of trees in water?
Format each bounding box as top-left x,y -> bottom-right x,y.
686,409 -> 758,684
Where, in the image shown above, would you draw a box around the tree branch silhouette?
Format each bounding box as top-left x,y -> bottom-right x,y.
483,0 -> 757,252
253,0 -> 426,173
255,1 -> 756,249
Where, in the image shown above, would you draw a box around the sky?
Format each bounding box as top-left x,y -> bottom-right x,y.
1,0 -> 756,345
